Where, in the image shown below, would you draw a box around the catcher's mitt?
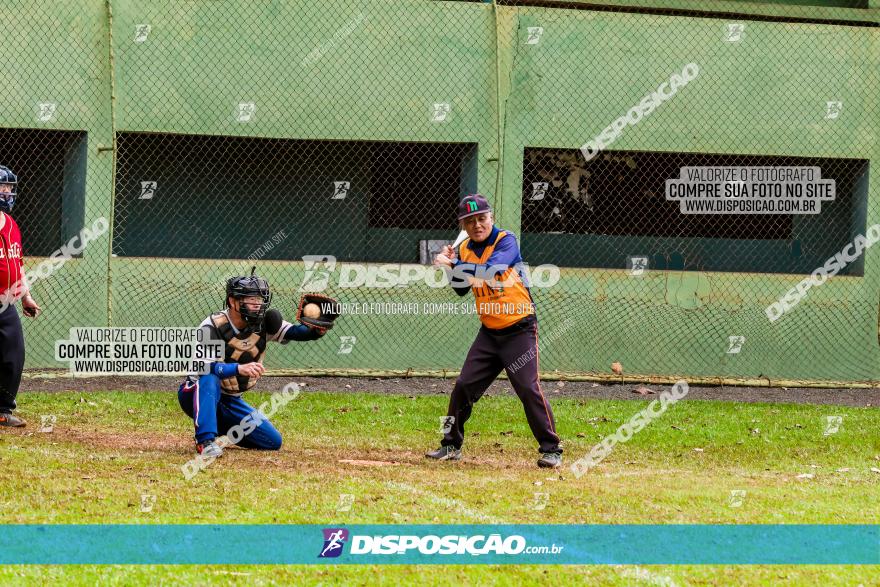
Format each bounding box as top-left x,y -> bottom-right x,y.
296,293 -> 340,331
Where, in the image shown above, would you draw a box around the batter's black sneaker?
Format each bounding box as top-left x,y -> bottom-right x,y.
425,446 -> 461,461
537,452 -> 562,468
0,413 -> 26,427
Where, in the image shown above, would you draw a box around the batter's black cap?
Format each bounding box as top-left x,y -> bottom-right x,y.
457,194 -> 492,221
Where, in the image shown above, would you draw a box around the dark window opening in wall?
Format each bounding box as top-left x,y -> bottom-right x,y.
367,142 -> 475,230
521,148 -> 869,275
0,128 -> 87,256
113,133 -> 477,263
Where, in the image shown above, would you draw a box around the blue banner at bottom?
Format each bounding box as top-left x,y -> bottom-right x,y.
1,525 -> 877,565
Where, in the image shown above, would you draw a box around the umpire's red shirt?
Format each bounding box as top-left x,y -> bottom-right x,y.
0,213 -> 24,297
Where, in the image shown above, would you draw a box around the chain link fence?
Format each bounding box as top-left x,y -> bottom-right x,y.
0,0 -> 112,370
506,3 -> 879,384
2,0 -> 878,384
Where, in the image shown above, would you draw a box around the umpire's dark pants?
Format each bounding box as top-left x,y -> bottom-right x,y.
442,315 -> 561,454
0,305 -> 24,413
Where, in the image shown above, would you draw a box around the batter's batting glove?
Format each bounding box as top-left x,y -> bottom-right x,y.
296,293 -> 340,333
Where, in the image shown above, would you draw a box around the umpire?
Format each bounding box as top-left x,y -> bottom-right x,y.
426,194 -> 562,468
0,165 -> 41,428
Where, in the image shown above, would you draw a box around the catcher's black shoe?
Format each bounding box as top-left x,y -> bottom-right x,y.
537,452 -> 562,468
197,440 -> 223,459
425,446 -> 461,461
0,413 -> 26,427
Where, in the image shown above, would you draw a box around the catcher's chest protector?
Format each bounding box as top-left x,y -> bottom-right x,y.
210,312 -> 267,394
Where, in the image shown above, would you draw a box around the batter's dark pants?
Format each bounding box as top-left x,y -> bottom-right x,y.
442,315 -> 561,454
0,305 -> 25,414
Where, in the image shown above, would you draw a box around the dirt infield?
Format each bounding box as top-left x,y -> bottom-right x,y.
19,374 -> 879,407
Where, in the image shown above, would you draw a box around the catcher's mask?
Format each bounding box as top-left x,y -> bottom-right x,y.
226,267 -> 272,331
0,165 -> 18,213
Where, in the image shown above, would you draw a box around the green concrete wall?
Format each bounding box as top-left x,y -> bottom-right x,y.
1,0 -> 113,368
497,4 -> 880,382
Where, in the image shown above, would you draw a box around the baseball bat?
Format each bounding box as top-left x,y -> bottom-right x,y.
440,229 -> 467,265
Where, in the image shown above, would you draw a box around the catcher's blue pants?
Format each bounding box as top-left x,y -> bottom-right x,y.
178,373 -> 282,450
441,315 -> 561,454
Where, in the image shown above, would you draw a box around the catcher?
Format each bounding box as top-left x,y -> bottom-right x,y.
178,269 -> 338,458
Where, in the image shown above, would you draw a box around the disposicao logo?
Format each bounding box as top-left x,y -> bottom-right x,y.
349,534 -> 527,555
317,530 -> 564,558
319,528 -> 349,558
318,532 -> 536,556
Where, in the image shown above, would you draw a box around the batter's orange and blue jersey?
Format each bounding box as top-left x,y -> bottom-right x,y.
454,226 -> 535,330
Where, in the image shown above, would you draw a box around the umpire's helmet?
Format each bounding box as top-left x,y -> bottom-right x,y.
226,267 -> 272,330
0,166 -> 17,213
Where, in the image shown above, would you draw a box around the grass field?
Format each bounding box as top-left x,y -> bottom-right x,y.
1,387 -> 878,585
